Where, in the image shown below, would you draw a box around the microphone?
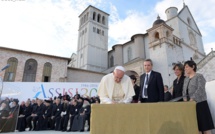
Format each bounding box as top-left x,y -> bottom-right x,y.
169,95 -> 187,102
1,64 -> 10,71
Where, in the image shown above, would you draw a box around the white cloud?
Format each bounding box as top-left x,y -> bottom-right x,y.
0,0 -> 102,57
204,42 -> 215,54
0,0 -> 214,58
108,4 -> 156,48
154,0 -> 182,20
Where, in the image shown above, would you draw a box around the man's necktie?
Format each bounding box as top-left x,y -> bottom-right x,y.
144,74 -> 149,96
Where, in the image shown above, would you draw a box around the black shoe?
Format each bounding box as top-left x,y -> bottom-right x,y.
80,129 -> 84,132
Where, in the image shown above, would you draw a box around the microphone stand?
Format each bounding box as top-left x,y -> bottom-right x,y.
0,64 -> 10,100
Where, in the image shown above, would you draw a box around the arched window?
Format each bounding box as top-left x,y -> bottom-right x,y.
127,47 -> 132,61
155,32 -> 159,39
173,37 -> 176,44
86,12 -> 89,21
3,57 -> 18,82
166,31 -> 169,37
93,12 -> 96,21
97,28 -> 100,34
22,59 -> 37,82
84,15 -> 86,23
189,32 -> 197,48
81,17 -> 84,25
110,55 -> 114,67
93,27 -> 96,32
42,62 -> 52,82
102,16 -> 105,25
97,14 -> 101,23
187,17 -> 191,26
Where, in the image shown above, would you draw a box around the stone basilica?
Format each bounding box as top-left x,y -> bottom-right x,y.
69,4 -> 215,86
0,4 -> 215,86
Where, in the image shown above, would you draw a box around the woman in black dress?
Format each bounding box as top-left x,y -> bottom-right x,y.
183,60 -> 214,134
172,63 -> 185,101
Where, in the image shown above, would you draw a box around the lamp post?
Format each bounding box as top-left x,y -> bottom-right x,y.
0,64 -> 10,100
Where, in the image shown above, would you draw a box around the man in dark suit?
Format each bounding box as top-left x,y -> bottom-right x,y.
40,100 -> 52,130
26,99 -> 45,131
17,100 -> 32,131
138,59 -> 164,103
67,99 -> 80,132
59,98 -> 70,131
71,100 -> 91,132
50,98 -> 62,130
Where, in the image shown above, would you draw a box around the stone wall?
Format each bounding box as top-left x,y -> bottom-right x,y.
67,67 -> 105,82
0,47 -> 69,82
197,52 -> 215,82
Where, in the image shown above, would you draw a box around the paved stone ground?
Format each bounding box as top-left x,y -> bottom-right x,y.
1,127 -> 214,134
0,130 -> 90,134
1,129 -> 215,134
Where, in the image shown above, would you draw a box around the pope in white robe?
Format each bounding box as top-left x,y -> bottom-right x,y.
97,66 -> 135,104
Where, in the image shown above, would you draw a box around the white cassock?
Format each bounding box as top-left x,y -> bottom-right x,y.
97,73 -> 135,104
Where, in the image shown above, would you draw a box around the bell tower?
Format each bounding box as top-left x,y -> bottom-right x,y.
76,5 -> 109,72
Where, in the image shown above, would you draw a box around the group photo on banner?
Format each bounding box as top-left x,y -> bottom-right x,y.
0,82 -> 99,133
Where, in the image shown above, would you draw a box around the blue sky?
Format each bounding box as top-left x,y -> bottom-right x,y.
0,0 -> 214,57
104,0 -> 158,18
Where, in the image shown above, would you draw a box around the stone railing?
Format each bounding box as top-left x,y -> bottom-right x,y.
149,36 -> 181,48
197,51 -> 215,70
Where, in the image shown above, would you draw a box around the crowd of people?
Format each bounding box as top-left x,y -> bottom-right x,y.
0,59 -> 214,134
97,59 -> 214,134
0,92 -> 100,133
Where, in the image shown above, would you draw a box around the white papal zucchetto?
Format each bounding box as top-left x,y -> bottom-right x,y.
114,66 -> 126,72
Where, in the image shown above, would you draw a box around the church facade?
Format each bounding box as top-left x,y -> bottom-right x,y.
71,4 -> 206,86
0,4 -> 215,86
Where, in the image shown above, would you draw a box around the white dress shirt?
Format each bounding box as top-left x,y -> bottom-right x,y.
142,71 -> 152,98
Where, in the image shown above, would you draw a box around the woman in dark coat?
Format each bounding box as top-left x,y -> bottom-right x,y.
172,63 -> 185,101
129,75 -> 140,103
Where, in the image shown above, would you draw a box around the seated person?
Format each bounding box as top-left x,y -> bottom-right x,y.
26,99 -> 45,131
17,100 -> 32,131
0,102 -> 10,132
67,99 -> 80,132
41,100 -> 52,130
71,100 -> 91,132
58,98 -> 70,131
50,98 -> 62,130
1,99 -> 19,132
